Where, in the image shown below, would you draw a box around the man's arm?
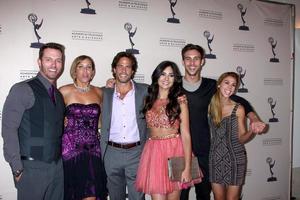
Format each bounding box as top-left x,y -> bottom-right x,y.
231,94 -> 253,114
231,94 -> 267,134
1,83 -> 34,174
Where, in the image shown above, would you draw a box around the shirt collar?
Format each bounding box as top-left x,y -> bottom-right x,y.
37,72 -> 54,90
113,80 -> 135,99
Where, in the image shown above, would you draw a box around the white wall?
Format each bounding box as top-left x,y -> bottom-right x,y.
294,29 -> 300,167
266,0 -> 300,168
0,1 -> 295,199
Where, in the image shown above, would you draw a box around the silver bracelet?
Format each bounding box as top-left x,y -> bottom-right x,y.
97,128 -> 101,140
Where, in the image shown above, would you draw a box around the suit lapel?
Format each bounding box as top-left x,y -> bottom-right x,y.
134,82 -> 145,140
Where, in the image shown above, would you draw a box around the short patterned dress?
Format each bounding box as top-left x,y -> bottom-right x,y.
62,103 -> 107,200
135,99 -> 201,194
209,103 -> 247,186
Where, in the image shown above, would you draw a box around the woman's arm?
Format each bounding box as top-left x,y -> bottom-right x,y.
58,84 -> 73,105
247,112 -> 268,134
179,97 -> 192,182
237,105 -> 256,144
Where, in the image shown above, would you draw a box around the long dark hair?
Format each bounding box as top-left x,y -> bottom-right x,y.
143,61 -> 183,124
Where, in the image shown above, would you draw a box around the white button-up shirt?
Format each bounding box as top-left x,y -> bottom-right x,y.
109,82 -> 140,143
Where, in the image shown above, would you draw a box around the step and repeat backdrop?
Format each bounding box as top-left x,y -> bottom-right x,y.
0,0 -> 294,199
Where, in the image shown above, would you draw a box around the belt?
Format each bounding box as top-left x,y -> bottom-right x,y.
107,141 -> 140,149
21,155 -> 60,163
149,133 -> 179,140
21,155 -> 35,161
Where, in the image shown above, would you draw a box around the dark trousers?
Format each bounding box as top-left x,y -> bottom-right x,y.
180,155 -> 211,200
15,159 -> 64,200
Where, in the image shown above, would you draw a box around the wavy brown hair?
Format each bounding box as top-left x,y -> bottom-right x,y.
208,72 -> 240,127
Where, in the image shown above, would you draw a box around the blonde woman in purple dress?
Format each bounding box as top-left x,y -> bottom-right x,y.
59,55 -> 107,200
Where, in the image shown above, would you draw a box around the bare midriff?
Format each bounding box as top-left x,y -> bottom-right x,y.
148,127 -> 179,140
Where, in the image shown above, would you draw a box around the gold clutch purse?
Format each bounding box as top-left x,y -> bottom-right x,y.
168,156 -> 202,181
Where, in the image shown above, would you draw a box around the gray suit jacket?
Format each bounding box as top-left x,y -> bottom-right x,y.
100,82 -> 148,159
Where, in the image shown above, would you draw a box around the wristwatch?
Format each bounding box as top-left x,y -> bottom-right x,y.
13,169 -> 23,178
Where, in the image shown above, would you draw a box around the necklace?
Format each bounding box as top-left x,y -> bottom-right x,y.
74,83 -> 90,93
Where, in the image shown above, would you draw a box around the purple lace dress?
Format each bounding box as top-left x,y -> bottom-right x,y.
62,103 -> 107,200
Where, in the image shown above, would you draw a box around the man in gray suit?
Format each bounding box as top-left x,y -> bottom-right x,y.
2,42 -> 65,200
101,51 -> 148,200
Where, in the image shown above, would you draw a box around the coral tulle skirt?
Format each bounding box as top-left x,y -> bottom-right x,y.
135,135 -> 201,195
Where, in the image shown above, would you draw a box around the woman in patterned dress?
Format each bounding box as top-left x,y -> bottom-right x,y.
59,55 -> 107,200
208,72 -> 257,200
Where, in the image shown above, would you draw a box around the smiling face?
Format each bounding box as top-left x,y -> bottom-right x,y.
75,58 -> 95,85
158,66 -> 175,91
38,48 -> 63,84
182,49 -> 205,78
113,57 -> 134,84
218,75 -> 238,98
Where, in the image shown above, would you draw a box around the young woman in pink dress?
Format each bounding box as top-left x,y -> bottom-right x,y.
135,61 -> 201,200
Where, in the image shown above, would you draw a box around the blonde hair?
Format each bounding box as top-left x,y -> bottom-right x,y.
70,55 -> 95,82
209,72 -> 240,127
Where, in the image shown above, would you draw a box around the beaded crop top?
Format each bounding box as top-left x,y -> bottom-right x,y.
146,99 -> 180,129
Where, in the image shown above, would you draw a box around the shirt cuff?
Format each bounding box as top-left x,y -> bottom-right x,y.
10,159 -> 23,173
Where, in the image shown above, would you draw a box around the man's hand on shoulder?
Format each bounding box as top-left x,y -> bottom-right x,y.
106,78 -> 115,88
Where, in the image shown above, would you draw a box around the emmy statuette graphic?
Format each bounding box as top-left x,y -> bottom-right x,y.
236,66 -> 248,93
124,23 -> 139,54
269,37 -> 279,63
80,0 -> 96,14
266,157 -> 277,182
28,13 -> 44,48
268,97 -> 279,122
203,30 -> 216,59
237,4 -> 249,31
167,0 -> 180,23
